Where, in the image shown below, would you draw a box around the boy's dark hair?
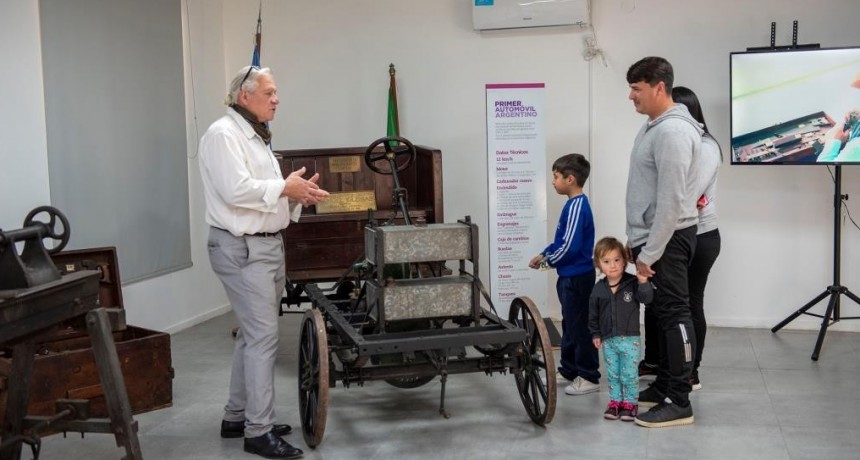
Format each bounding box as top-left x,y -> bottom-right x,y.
552,153 -> 590,188
626,56 -> 674,94
593,236 -> 628,270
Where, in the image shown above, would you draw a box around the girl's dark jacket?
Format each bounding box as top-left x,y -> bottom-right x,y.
588,272 -> 654,340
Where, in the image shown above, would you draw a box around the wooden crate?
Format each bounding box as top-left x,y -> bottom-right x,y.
0,326 -> 172,418
0,247 -> 173,420
51,247 -> 124,313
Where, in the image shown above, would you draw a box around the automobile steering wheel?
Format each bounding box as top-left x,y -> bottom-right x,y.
363,136 -> 416,175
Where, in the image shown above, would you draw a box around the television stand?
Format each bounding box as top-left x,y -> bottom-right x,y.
771,165 -> 860,360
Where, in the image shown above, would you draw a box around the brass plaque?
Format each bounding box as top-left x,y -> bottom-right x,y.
328,156 -> 362,173
316,190 -> 377,214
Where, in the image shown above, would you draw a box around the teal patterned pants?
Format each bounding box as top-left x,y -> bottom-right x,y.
602,335 -> 640,404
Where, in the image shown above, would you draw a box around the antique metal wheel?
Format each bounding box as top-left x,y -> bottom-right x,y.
509,296 -> 556,425
298,308 -> 329,448
23,205 -> 70,253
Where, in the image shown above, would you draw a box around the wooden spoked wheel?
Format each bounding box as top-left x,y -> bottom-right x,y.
509,296 -> 556,425
298,308 -> 329,448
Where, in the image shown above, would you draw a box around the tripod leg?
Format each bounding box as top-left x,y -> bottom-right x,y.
843,288 -> 860,307
772,290 -> 830,333
811,293 -> 839,361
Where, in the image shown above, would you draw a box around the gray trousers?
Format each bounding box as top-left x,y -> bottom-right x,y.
207,227 -> 286,438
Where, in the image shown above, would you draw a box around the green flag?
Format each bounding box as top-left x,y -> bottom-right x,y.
387,63 -> 399,145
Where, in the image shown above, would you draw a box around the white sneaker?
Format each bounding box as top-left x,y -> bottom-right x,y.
541,371 -> 570,387
565,376 -> 600,395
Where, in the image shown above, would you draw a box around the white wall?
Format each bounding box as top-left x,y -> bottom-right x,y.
118,0 -> 233,332
4,0 -> 860,333
217,0 -> 860,331
0,0 -> 51,230
0,0 -> 231,333
589,0 -> 860,330
220,0 -> 592,316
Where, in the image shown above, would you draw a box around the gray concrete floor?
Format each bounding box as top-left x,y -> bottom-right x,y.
39,312 -> 860,460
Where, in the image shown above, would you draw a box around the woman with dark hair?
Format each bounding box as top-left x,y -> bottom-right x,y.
672,86 -> 722,390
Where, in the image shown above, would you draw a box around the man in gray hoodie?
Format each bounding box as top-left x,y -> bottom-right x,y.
624,56 -> 701,428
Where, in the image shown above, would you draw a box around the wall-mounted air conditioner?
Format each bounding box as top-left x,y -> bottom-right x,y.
472,0 -> 589,31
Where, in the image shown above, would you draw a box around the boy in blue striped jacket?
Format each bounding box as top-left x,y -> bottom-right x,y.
529,153 -> 599,396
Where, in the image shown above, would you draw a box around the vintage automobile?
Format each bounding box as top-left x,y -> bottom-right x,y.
278,137 -> 556,448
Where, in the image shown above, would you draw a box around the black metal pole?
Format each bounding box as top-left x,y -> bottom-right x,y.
389,158 -> 411,225
833,165 -> 842,320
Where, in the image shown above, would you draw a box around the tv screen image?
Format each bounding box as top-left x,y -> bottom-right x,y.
730,46 -> 860,164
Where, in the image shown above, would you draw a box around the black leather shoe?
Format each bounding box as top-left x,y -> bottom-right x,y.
243,431 -> 303,459
220,420 -> 292,438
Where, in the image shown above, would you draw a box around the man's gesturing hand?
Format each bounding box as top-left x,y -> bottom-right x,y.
282,166 -> 330,206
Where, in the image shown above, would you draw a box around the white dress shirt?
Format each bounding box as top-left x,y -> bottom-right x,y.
198,107 -> 301,236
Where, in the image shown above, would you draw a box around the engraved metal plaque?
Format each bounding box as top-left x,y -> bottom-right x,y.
328,156 -> 362,173
316,190 -> 377,214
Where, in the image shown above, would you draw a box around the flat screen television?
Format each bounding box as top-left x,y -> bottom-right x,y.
730,46 -> 860,164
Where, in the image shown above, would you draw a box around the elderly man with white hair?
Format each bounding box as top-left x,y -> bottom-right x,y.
199,65 -> 328,459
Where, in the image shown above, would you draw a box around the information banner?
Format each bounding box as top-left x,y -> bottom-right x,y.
485,83 -> 548,317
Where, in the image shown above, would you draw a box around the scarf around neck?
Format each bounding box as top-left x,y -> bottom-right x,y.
230,104 -> 272,145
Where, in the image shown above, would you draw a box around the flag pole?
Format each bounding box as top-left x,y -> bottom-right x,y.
252,1 -> 262,67
387,64 -> 400,145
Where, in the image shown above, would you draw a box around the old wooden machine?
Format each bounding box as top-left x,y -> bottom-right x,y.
0,207 -> 142,460
280,137 -> 556,448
